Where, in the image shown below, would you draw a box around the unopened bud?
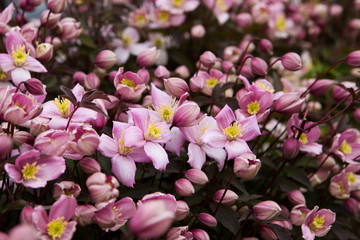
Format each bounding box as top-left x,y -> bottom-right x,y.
185,169 -> 209,185
200,51 -> 216,68
80,157 -> 101,174
191,25 -> 206,38
74,205 -> 97,226
164,77 -> 189,98
95,50 -> 117,69
36,43 -> 53,61
48,0 -> 67,13
346,50 -> 360,67
136,47 -> 160,67
344,198 -> 359,215
234,153 -> 261,179
0,135 -> 13,159
251,57 -> 268,76
190,76 -> 204,92
213,189 -> 238,205
41,10 -> 61,30
259,224 -> 277,240
235,13 -> 253,28
198,213 -> 217,227
175,65 -> 190,78
274,92 -> 305,114
259,39 -> 273,55
175,200 -> 189,221
25,78 -> 45,95
283,138 -> 300,159
287,190 -> 306,205
253,200 -> 282,221
191,229 -> 210,240
154,65 -> 170,78
73,71 -> 86,84
175,178 -> 195,197
84,73 -> 101,90
355,108 -> 360,123
281,52 -> 302,71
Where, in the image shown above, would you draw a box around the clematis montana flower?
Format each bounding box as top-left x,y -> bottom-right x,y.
202,105 -> 260,160
331,128 -> 360,163
301,206 -> 335,240
5,149 -> 66,188
0,30 -> 47,87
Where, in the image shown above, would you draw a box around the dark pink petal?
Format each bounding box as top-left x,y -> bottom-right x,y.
11,68 -> 31,87
5,30 -> 27,54
36,156 -> 66,181
216,105 -> 235,131
15,149 -> 40,170
32,206 -> 49,232
49,195 -> 77,221
123,126 -> 146,148
339,129 -> 357,144
0,53 -> 15,72
225,139 -> 251,160
187,143 -> 206,169
202,129 -> 227,148
4,164 -> 22,182
203,144 -> 227,170
115,197 -> 136,220
239,115 -> 261,141
314,226 -> 331,237
98,134 -> 118,158
144,142 -> 169,170
111,155 -> 136,187
317,209 -> 336,226
23,56 -> 47,72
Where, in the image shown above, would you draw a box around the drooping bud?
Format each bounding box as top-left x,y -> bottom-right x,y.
74,205 -> 97,226
40,10 -> 61,30
345,198 -> 359,215
80,157 -> 101,174
190,76 -> 204,92
53,181 -> 81,199
25,78 -> 45,95
355,108 -> 360,123
190,229 -> 210,240
84,73 -> 101,90
136,47 -> 160,67
308,79 -> 334,96
154,65 -> 170,79
259,39 -> 273,55
175,178 -> 195,197
250,57 -> 268,76
200,51 -> 216,68
198,213 -> 217,227
86,172 -> 119,203
287,190 -> 306,205
283,138 -> 300,159
259,224 -> 277,240
274,92 -> 305,114
175,200 -> 190,221
164,77 -> 189,98
235,13 -> 253,28
281,52 -> 302,71
175,65 -> 190,78
191,24 -> 206,38
95,50 -> 117,69
346,50 -> 360,67
253,200 -> 282,221
234,153 -> 261,179
213,189 -> 238,205
185,169 -> 209,185
36,43 -> 53,62
48,0 -> 67,13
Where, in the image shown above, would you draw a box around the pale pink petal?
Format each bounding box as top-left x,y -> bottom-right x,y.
203,144 -> 227,170
36,156 -> 66,181
0,3 -> 15,23
216,105 -> 235,131
151,83 -> 172,109
60,221 -> 77,240
32,206 -> 49,232
71,108 -> 97,122
115,47 -> 130,65
0,53 -> 15,72
187,143 -> 206,169
225,139 -> 251,160
11,68 -> 31,87
49,195 -> 77,221
111,155 -> 136,187
314,226 -> 331,237
179,125 -> 199,143
301,224 -> 315,240
239,115 -> 261,141
113,121 -> 130,141
300,142 -> 322,155
98,134 -> 118,158
23,56 -> 47,72
123,126 -> 146,148
129,148 -> 151,163
48,117 -> 68,130
165,127 -> 185,156
41,101 -> 62,118
130,108 -> 149,132
4,164 -> 22,182
144,142 -> 169,170
202,129 -> 227,148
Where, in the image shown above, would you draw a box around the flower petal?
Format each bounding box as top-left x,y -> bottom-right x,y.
111,155 -> 136,187
23,56 -> 47,72
202,129 -> 227,148
98,134 -> 118,158
203,144 -> 227,170
11,67 -> 31,87
49,195 -> 77,221
144,142 -> 169,170
0,53 -> 15,72
225,139 -> 251,160
187,143 -> 206,169
239,115 -> 261,141
216,105 -> 235,131
32,206 -> 49,232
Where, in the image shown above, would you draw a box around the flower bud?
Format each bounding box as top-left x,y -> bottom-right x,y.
84,73 -> 101,90
28,0 -> 42,7
345,198 -> 359,215
13,131 -> 34,146
86,172 -> 119,203
235,13 -> 253,28
281,52 -> 302,71
0,135 -> 13,159
136,47 -> 160,67
175,200 -> 190,221
191,229 -> 210,240
185,169 -> 209,185
68,124 -> 100,155
175,178 -> 195,197
191,24 -> 206,38
274,92 -> 305,114
251,57 -> 268,76
259,39 -> 273,55
48,0 -> 67,13
287,190 -> 306,205
308,79 -> 334,96
234,153 -> 261,179
20,205 -> 33,225
155,65 -> 170,79
80,157 -> 101,174
166,226 -> 192,240
253,200 -> 282,221
53,181 -> 81,199
200,51 -> 216,68
283,138 -> 300,159
330,4 -> 343,17
129,200 -> 175,238
289,204 -> 309,226
259,224 -> 277,240
332,81 -> 356,102
41,10 -> 61,30
355,108 -> 360,123
34,129 -> 69,156
72,71 -> 86,85
36,43 -> 53,62
164,77 -> 189,98
198,213 -> 217,227
190,76 -> 204,92
172,101 -> 201,127
309,169 -> 330,187
95,50 -> 117,69
74,205 -> 97,226
213,189 -> 238,205
175,65 -> 190,78
346,50 -> 360,67
222,61 -> 234,73
24,78 -> 45,95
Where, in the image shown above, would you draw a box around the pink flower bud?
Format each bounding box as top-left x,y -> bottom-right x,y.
198,213 -> 217,227
259,224 -> 277,240
175,178 -> 195,196
136,47 -> 160,67
175,200 -> 190,221
13,131 -> 34,146
283,138 -> 300,159
251,57 -> 268,76
332,81 -> 356,101
137,68 -> 150,84
213,189 -> 238,205
200,51 -> 216,68
129,200 -> 175,238
234,153 -> 261,179
281,52 -> 302,71
80,157 -> 101,174
74,205 -> 97,226
40,10 -> 61,30
345,198 -> 359,215
316,154 -> 336,170
24,78 -> 45,95
20,205 -> 33,225
172,101 -> 201,127
259,39 -> 273,55
53,181 -> 81,199
240,65 -> 254,79
30,117 -> 50,136
253,200 -> 282,221
155,65 -> 170,78
235,13 -> 253,28
346,50 -> 360,67
355,108 -> 360,123
84,73 -> 101,90
191,24 -> 206,38
95,50 -> 117,69
68,124 -> 100,155
164,77 -> 189,98
166,226 -> 193,240
308,79 -> 334,96
222,61 -> 234,73
0,135 -> 13,159
175,65 -> 190,78
73,71 -> 86,84
190,76 -> 204,92
191,229 -> 210,240
28,0 -> 42,6
274,92 -> 305,114
48,0 -> 67,13
330,4 -> 343,17
86,172 -> 119,203
185,169 -> 209,185
36,43 -> 53,62
289,204 -> 309,226
287,190 -> 306,205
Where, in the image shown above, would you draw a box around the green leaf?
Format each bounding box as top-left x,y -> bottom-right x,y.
79,34 -> 96,48
210,202 -> 240,234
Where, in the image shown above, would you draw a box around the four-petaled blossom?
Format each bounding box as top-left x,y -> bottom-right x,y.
331,128 -> 360,164
113,67 -> 147,101
301,206 -> 335,240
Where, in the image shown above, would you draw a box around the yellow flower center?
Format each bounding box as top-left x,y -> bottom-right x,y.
54,97 -> 71,117
123,36 -> 131,47
275,14 -> 286,31
37,44 -> 46,53
172,0 -> 184,7
63,189 -> 73,196
158,104 -> 174,123
310,214 -> 325,231
21,162 -> 40,180
121,77 -> 136,89
12,45 -> 29,67
299,133 -> 308,145
223,122 -> 243,140
207,77 -> 218,89
216,0 -> 227,11
158,11 -> 170,22
338,181 -> 345,194
339,139 -> 352,154
346,172 -> 356,184
256,81 -> 274,93
47,217 -> 68,240
13,101 -> 27,113
247,101 -> 261,115
0,67 -> 7,80
118,131 -> 133,155
112,206 -> 123,217
145,122 -> 163,140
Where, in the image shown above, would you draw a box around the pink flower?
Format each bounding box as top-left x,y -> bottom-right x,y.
202,105 -> 261,160
301,206 -> 335,240
196,69 -> 225,96
86,172 -> 119,203
98,121 -> 150,187
331,128 -> 360,163
203,0 -> 234,24
113,67 -> 147,101
32,195 -> 77,240
5,149 -> 66,188
34,129 -> 70,156
0,30 -> 47,87
155,0 -> 199,14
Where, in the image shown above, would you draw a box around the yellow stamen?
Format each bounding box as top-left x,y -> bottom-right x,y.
158,104 -> 174,123
122,36 -> 131,47
275,14 -> 286,31
172,0 -> 184,7
13,101 -> 27,113
338,181 -> 345,194
346,172 -> 356,184
247,101 -> 261,115
299,133 -> 308,145
158,11 -> 170,21
256,81 -> 274,93
309,214 -> 325,231
216,0 -> 227,11
53,97 -> 71,117
207,77 -> 218,89
12,45 -> 29,67
21,162 -> 40,180
121,77 -> 136,89
339,139 -> 352,154
47,217 -> 68,240
118,131 -> 133,155
112,206 -> 123,217
145,122 -> 163,140
0,67 -> 7,80
223,122 -> 243,140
